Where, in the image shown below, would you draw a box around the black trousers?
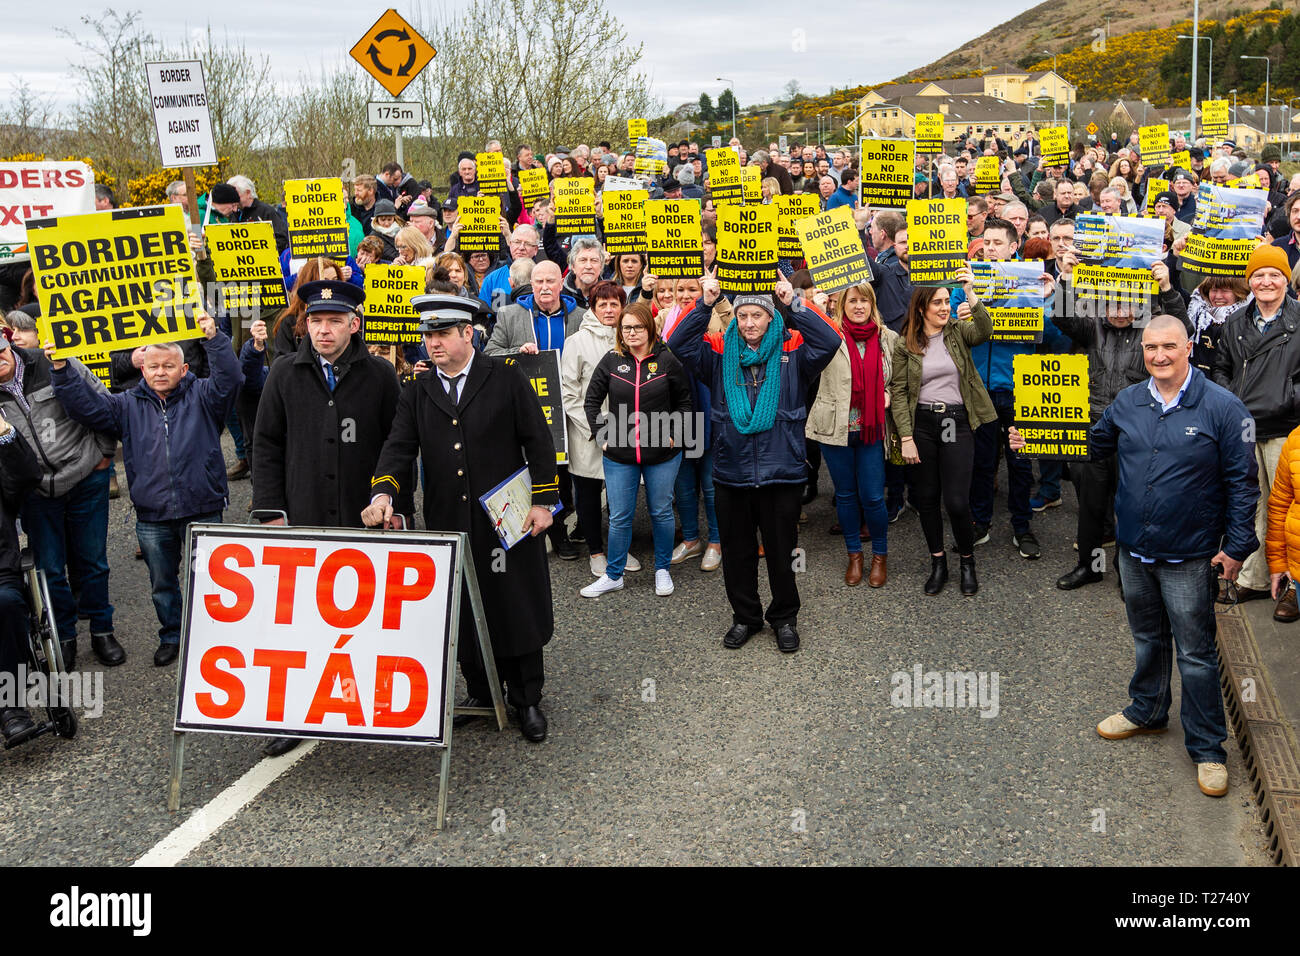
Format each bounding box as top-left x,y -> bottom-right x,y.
571,474 -> 605,555
909,406 -> 975,555
457,608 -> 545,709
714,482 -> 803,628
1073,451 -> 1117,572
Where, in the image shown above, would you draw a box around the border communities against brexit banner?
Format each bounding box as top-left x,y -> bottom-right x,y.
796,205 -> 873,295
1179,183 -> 1268,278
29,204 -> 203,361
363,263 -> 425,348
205,221 -> 287,314
0,161 -> 95,262
1071,212 -> 1163,304
716,204 -> 777,294
970,260 -> 1045,343
284,177 -> 349,259
906,198 -> 967,286
858,139 -> 914,208
1013,354 -> 1090,460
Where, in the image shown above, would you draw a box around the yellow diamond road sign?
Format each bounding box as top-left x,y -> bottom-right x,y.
350,9 -> 436,97
1086,122 -> 1099,135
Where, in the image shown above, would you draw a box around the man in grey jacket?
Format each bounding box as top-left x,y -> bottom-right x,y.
0,333 -> 120,667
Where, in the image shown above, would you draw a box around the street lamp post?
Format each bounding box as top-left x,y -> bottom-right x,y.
716,76 -> 736,142
1188,0 -> 1200,142
1039,50 -> 1058,125
1142,97 -> 1149,125
1240,55 -> 1271,144
817,112 -> 825,147
1177,32 -> 1213,105
1229,88 -> 1237,137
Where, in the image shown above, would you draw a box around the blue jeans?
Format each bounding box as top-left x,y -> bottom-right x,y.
1037,460 -> 1063,501
603,455 -> 681,577
673,446 -> 719,544
137,512 -> 222,645
821,434 -> 888,555
1116,551 -> 1227,763
21,466 -> 113,642
226,405 -> 246,460
970,388 -> 1033,534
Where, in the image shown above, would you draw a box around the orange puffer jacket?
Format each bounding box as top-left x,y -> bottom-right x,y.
1265,426 -> 1300,578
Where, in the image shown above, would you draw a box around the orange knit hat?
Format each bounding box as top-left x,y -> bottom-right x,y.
1246,243 -> 1292,282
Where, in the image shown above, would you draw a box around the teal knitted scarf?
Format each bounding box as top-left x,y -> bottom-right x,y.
722,312 -> 785,434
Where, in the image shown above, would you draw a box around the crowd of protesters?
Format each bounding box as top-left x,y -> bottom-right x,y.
2,119 -> 1298,794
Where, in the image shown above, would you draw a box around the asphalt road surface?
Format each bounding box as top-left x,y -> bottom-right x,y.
0,440 -> 1272,866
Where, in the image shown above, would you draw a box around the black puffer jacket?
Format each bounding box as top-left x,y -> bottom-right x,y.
1211,296 -> 1300,441
1054,281 -> 1190,420
0,425 -> 41,585
584,339 -> 692,467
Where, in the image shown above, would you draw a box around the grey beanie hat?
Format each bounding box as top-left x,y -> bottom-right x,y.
731,294 -> 775,318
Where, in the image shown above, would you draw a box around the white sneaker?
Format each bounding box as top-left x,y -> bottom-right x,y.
625,554 -> 642,572
655,569 -> 675,596
580,574 -> 624,598
589,554 -> 607,576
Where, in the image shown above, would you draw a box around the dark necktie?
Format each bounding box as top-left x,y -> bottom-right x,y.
324,364 -> 336,392
443,373 -> 464,405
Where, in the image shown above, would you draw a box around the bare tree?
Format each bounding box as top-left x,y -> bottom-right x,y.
0,78 -> 64,157
411,0 -> 661,177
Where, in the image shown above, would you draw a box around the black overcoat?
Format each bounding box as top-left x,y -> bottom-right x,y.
370,352 -> 559,658
252,332 -> 412,526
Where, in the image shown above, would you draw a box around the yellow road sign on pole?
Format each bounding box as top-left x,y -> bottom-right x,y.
349,9 -> 436,97
1086,122 -> 1099,136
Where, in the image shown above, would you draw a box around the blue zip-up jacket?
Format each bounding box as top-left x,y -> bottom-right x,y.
1090,367 -> 1258,562
667,295 -> 841,486
823,185 -> 857,212
951,266 -> 1071,393
50,333 -> 244,522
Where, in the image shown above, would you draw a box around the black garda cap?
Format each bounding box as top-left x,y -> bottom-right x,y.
298,279 -> 364,315
412,293 -> 488,333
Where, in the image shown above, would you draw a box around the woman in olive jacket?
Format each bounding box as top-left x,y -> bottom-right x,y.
806,282 -> 900,588
889,268 -> 995,596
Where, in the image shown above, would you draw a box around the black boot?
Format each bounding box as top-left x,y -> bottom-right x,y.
960,555 -> 978,595
924,555 -> 948,595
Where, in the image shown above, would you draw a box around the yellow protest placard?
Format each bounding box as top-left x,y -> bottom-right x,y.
283,177 -> 348,259
475,151 -> 508,195
553,177 -> 596,235
1168,150 -> 1190,171
628,118 -> 647,150
645,199 -> 702,278
1179,234 -> 1256,277
1226,173 -> 1262,190
775,194 -> 821,259
974,157 -> 1001,194
1139,124 -> 1170,168
716,204 -> 777,293
205,221 -> 287,315
1142,177 -> 1170,214
906,198 -> 968,286
518,167 -> 551,207
1013,354 -> 1090,460
602,186 -> 647,254
706,146 -> 742,205
1071,264 -> 1158,300
741,165 -> 761,204
1039,127 -> 1070,167
858,138 -> 914,209
29,205 -> 203,360
915,114 -> 945,154
634,137 -> 667,176
796,205 -> 874,295
1201,100 -> 1229,140
456,195 -> 501,253
363,263 -> 425,347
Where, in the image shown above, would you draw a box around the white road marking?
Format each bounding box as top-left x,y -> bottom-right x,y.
133,742 -> 318,867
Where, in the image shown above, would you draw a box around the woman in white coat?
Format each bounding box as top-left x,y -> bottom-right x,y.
560,281 -> 641,576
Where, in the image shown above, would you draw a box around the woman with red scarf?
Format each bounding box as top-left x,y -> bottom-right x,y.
805,283 -> 899,587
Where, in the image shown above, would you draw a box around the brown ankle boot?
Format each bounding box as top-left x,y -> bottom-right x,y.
845,552 -> 864,586
868,553 -> 887,587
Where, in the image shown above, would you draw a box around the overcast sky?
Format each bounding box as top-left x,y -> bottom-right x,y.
3,1 -> 1041,120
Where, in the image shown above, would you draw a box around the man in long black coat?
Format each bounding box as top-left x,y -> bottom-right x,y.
251,278 -> 412,757
364,294 -> 559,742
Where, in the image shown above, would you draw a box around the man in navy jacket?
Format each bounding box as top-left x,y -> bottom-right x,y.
1013,315 -> 1256,798
668,276 -> 840,654
48,315 -> 243,666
